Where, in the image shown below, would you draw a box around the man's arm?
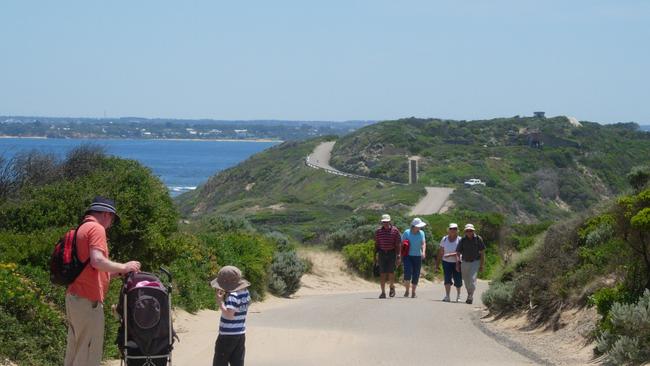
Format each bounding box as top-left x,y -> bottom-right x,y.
90,249 -> 140,275
456,239 -> 463,271
374,230 -> 379,264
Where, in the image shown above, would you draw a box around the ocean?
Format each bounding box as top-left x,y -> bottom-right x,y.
0,138 -> 279,196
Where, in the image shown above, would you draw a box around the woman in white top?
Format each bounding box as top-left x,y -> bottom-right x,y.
434,223 -> 463,302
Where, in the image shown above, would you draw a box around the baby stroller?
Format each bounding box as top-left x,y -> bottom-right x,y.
117,267 -> 176,366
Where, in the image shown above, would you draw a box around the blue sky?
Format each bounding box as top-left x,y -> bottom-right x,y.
1,1 -> 649,123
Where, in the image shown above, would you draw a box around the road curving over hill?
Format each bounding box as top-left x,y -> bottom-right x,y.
307,141 -> 339,172
307,141 -> 454,215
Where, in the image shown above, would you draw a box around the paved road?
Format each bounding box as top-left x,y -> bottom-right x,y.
308,142 -> 454,215
307,141 -> 339,172
162,282 -> 538,366
410,186 -> 455,215
246,282 -> 535,365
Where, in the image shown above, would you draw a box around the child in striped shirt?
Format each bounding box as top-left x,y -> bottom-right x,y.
211,266 -> 251,366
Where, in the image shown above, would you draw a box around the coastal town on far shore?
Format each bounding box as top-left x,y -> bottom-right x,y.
0,116 -> 375,141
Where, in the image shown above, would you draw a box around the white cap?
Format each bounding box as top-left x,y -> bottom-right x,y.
411,217 -> 426,228
464,223 -> 475,231
380,214 -> 391,222
448,223 -> 458,229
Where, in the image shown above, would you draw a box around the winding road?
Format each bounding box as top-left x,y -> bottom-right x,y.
307,141 -> 454,215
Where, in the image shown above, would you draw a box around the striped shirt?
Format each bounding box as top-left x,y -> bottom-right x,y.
219,289 -> 251,335
375,225 -> 401,252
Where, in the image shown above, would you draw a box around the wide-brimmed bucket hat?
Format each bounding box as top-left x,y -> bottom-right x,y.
211,266 -> 251,292
85,196 -> 121,224
464,223 -> 476,231
411,217 -> 427,228
380,214 -> 392,223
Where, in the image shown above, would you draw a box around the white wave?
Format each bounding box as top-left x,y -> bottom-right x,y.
169,186 -> 198,192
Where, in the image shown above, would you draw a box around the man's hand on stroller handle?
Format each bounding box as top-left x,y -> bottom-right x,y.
123,261 -> 141,274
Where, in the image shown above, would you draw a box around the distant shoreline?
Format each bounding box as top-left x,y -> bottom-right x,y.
0,135 -> 283,143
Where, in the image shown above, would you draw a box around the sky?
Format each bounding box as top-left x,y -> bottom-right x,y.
1,1 -> 649,123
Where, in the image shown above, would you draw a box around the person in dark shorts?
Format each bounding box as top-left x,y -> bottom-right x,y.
374,214 -> 402,299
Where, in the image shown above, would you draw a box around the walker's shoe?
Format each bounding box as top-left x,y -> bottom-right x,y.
404,290 -> 409,298
389,286 -> 396,298
442,296 -> 450,302
455,296 -> 460,303
411,292 -> 417,298
466,298 -> 473,304
379,292 -> 386,299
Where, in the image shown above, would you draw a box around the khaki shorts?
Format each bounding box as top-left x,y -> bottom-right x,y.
64,293 -> 105,366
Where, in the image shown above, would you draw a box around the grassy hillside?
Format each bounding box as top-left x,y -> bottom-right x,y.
177,137 -> 424,241
330,116 -> 650,222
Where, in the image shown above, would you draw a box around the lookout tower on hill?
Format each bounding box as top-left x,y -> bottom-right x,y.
534,111 -> 546,118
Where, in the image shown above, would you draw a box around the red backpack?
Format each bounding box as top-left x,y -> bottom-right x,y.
49,221 -> 91,286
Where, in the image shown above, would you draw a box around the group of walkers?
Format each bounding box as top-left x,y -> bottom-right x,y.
374,214 -> 486,304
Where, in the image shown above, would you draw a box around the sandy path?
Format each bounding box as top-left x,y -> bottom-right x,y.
106,250 -> 538,365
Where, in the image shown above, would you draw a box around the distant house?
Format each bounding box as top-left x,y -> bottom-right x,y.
534,111 -> 546,118
234,129 -> 248,137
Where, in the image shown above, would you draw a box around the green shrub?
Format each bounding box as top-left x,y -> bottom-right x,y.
168,233 -> 219,313
342,241 -> 375,278
199,232 -> 274,300
597,290 -> 650,365
269,251 -> 305,297
589,286 -> 633,325
326,225 -> 375,250
482,281 -> 515,314
627,166 -> 650,192
0,264 -> 67,365
205,215 -> 254,233
265,231 -> 293,252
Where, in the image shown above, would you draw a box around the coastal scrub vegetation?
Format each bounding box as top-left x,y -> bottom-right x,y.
482,171 -> 650,364
0,148 -> 304,365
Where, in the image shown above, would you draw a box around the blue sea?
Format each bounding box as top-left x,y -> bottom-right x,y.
0,138 -> 279,196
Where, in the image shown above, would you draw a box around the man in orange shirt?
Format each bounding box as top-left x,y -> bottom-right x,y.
65,197 -> 141,366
